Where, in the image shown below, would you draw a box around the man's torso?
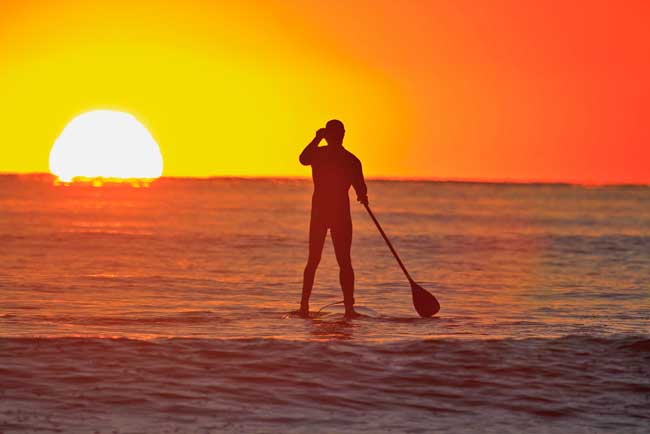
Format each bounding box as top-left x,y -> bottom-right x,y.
310,146 -> 359,221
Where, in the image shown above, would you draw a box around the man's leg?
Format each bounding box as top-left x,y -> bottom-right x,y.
301,215 -> 328,313
331,218 -> 355,315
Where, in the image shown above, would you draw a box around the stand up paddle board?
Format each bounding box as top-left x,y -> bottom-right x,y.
282,305 -> 381,320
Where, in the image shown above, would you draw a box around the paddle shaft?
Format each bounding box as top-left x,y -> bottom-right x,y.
363,203 -> 413,282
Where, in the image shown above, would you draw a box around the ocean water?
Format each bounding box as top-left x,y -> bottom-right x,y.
1,174 -> 649,433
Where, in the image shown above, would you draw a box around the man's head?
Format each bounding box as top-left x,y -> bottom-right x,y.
324,119 -> 345,147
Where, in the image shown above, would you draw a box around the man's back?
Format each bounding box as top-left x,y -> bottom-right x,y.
308,146 -> 366,206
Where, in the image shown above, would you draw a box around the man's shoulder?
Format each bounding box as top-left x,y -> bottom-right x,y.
343,148 -> 362,165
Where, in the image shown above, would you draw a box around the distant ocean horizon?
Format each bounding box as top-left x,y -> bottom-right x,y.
2,172 -> 649,187
1,174 -> 648,433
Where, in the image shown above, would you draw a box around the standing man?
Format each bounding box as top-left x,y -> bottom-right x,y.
297,119 -> 368,318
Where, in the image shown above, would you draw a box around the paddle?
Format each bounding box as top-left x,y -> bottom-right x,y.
363,203 -> 440,317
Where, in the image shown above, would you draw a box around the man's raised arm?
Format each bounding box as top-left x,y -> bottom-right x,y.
299,129 -> 326,165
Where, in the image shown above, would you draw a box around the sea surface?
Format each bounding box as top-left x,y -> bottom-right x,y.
1,174 -> 649,433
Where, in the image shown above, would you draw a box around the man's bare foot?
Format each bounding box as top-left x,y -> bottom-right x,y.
344,308 -> 362,319
291,305 -> 309,318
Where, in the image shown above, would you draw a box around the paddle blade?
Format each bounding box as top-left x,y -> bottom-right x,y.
410,281 -> 440,318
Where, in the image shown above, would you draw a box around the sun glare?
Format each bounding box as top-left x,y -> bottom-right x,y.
49,110 -> 163,183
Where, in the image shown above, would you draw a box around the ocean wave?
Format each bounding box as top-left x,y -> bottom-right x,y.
1,335 -> 648,433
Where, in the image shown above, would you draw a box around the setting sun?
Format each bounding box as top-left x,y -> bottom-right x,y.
49,110 -> 163,182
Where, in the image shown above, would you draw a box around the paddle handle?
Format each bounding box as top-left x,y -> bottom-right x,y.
363,203 -> 413,282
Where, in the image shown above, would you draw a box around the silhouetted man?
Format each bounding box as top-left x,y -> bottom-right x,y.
297,120 -> 368,318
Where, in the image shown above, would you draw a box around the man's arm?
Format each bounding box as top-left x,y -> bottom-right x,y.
299,129 -> 326,165
352,158 -> 368,205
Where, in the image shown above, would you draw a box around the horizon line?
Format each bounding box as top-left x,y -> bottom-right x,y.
1,172 -> 648,187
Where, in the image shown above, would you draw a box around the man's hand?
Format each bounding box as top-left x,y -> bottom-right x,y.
358,195 -> 369,206
315,128 -> 327,141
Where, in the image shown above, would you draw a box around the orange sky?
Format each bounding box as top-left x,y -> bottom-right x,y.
1,0 -> 648,183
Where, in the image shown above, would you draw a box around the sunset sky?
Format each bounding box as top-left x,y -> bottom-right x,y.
1,0 -> 648,183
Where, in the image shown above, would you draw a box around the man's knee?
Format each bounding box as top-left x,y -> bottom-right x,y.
339,262 -> 353,275
332,239 -> 352,270
335,251 -> 353,271
305,255 -> 321,271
